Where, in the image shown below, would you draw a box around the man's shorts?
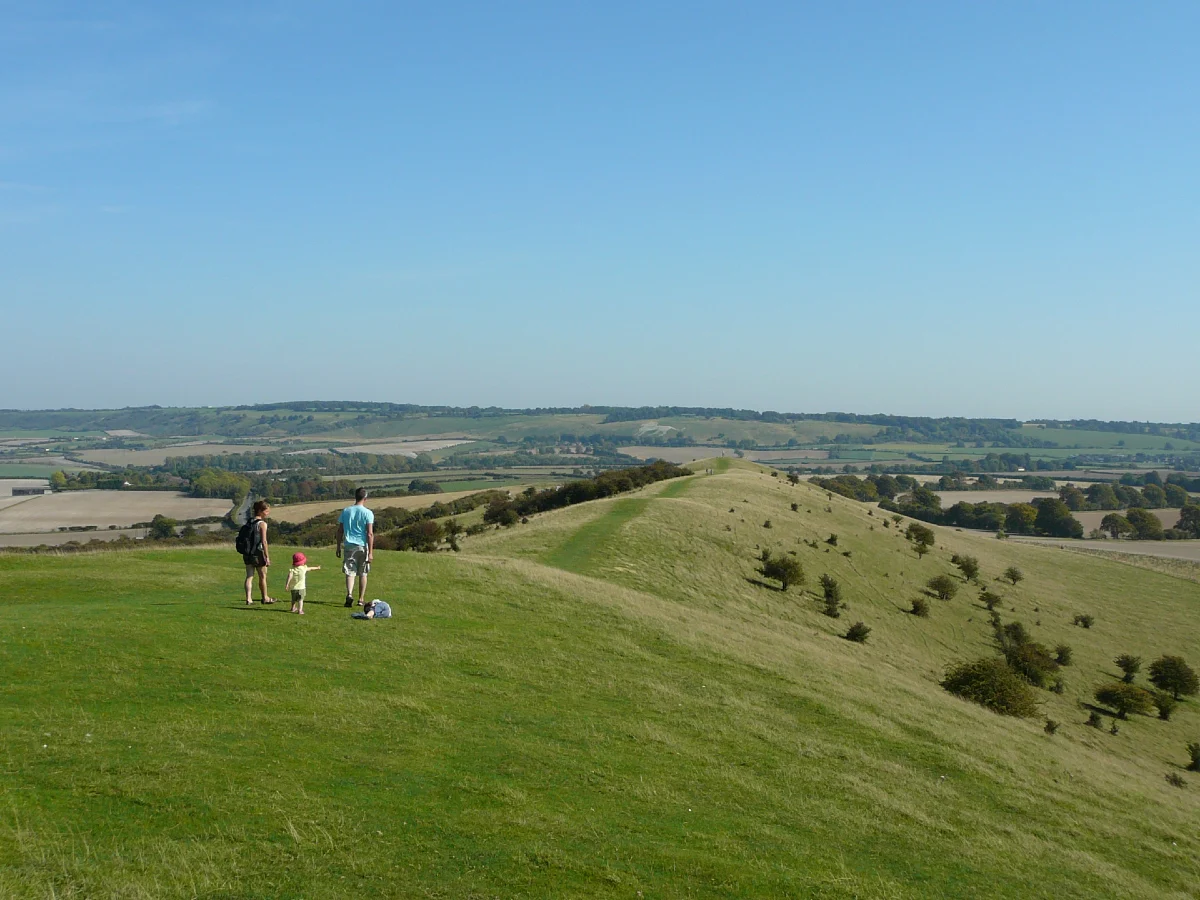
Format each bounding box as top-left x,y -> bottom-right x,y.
342,544 -> 370,577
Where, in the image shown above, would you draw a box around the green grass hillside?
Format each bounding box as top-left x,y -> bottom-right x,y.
2,461 -> 1198,898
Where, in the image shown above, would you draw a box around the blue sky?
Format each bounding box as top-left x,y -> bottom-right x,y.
2,2 -> 1198,419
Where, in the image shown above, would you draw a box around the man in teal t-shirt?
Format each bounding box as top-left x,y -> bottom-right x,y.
337,488 -> 375,608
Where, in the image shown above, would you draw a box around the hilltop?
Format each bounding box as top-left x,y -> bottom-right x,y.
1,459 -> 1198,897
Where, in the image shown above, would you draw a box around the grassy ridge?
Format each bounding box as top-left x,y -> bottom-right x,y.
2,461 -> 1199,897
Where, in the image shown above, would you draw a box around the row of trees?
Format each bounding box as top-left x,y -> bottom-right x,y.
482,461 -> 691,525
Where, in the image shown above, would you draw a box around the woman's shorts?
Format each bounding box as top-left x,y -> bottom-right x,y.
243,553 -> 266,568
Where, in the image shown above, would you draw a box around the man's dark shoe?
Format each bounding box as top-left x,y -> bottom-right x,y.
344,595 -> 355,608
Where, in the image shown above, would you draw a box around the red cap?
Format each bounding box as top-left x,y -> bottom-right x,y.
292,552 -> 307,566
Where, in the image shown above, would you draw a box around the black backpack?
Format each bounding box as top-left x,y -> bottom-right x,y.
235,518 -> 260,555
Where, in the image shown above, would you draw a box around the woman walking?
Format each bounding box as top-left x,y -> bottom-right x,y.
242,499 -> 275,605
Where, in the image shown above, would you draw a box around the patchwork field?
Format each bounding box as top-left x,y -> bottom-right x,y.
617,446 -> 731,463
334,439 -> 473,456
0,491 -> 232,534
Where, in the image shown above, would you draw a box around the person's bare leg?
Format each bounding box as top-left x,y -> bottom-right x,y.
345,573 -> 355,602
257,566 -> 272,603
245,566 -> 254,604
358,573 -> 368,605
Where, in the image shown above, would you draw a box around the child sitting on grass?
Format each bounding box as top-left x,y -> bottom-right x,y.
352,599 -> 391,619
285,553 -> 321,615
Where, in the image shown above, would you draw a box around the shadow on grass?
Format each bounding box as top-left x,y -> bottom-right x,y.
744,577 -> 784,592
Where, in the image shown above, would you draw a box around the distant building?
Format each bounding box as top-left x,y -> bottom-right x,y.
12,487 -> 49,496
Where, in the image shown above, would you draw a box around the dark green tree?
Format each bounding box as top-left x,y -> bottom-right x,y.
1125,507 -> 1165,541
1114,654 -> 1142,684
952,554 -> 980,582
762,555 -> 804,592
927,574 -> 958,600
1148,656 -> 1199,700
1175,505 -> 1200,538
1003,566 -> 1024,585
148,515 -> 177,540
1100,513 -> 1133,539
1094,683 -> 1154,719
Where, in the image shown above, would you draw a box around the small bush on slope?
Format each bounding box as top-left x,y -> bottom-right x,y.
1094,683 -> 1154,720
942,658 -> 1040,717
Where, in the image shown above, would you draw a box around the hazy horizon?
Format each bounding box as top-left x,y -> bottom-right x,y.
3,2 -> 1198,420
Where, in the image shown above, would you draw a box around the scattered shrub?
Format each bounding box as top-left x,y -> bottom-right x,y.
1003,566 -> 1024,585
910,596 -> 930,617
998,621 -> 1030,646
820,574 -> 842,602
1148,656 -> 1199,700
1153,691 -> 1177,721
979,590 -> 1001,611
825,533 -> 838,546
1114,654 -> 1142,684
1003,641 -> 1060,688
763,519 -> 772,529
941,658 -> 1040,717
1044,719 -> 1059,735
1054,644 -> 1073,666
1165,773 -> 1186,789
1086,711 -> 1104,728
790,502 -> 799,512
1110,720 -> 1120,735
1073,614 -> 1095,628
1051,677 -> 1065,694
844,622 -> 871,643
761,555 -> 805,592
952,554 -> 980,582
988,610 -> 1002,628
1187,742 -> 1200,772
927,575 -> 958,600
1094,682 -> 1154,719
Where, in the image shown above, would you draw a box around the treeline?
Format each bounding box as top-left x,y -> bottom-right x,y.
936,473 -> 1058,491
270,491 -> 507,549
1056,479 -> 1190,511
1033,419 -> 1200,441
482,460 -> 691,526
815,473 -> 1200,540
189,469 -> 443,504
156,450 -> 434,477
49,470 -> 183,491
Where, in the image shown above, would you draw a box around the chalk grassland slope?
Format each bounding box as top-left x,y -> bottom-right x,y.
0,491 -> 231,534
0,462 -> 1196,897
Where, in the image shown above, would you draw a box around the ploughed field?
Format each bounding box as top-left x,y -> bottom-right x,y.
2,462 -> 1198,898
0,490 -> 230,534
